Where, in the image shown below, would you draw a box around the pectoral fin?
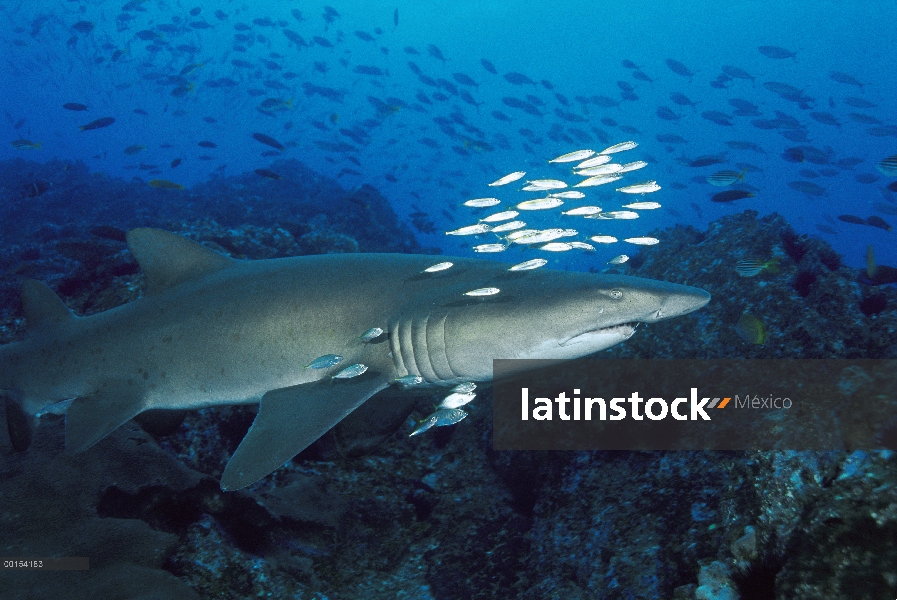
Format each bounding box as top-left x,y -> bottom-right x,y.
221,374 -> 391,491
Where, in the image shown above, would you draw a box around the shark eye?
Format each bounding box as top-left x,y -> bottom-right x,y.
610,289 -> 623,299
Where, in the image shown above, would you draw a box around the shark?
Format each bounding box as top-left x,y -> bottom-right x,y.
0,228 -> 710,490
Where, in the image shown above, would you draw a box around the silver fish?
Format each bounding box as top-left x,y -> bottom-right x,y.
575,163 -> 623,177
438,391 -> 476,409
508,258 -> 547,271
423,261 -> 453,273
446,223 -> 491,235
562,206 -> 602,216
490,220 -> 527,233
589,210 -> 639,220
618,160 -> 649,173
504,229 -> 539,241
600,141 -> 638,154
590,235 -> 618,244
488,171 -> 526,186
360,327 -> 384,342
464,287 -> 500,296
549,149 -> 595,163
512,228 -> 570,245
522,179 -> 568,190
549,190 -> 586,199
607,254 -> 630,264
568,241 -> 595,251
574,174 -> 623,188
473,243 -> 508,253
306,354 -> 343,369
516,197 -> 564,211
332,363 -> 368,379
622,201 -> 661,210
575,154 -> 612,169
451,382 -> 477,393
480,210 -> 519,223
616,181 -> 661,194
539,242 -> 573,252
624,237 -> 660,245
463,197 -> 502,208
409,408 -> 468,436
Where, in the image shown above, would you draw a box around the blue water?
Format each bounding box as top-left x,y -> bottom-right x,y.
2,0 -> 896,269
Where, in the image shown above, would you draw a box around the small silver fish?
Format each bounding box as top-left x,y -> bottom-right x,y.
306,354 -> 343,369
562,206 -> 602,216
480,210 -> 519,223
575,154 -> 612,169
451,382 -> 477,393
624,236 -> 660,245
438,391 -> 476,409
490,220 -> 527,233
549,190 -> 586,199
360,327 -> 384,342
488,171 -> 526,186
409,414 -> 439,436
332,363 -> 368,379
549,149 -> 595,163
589,210 -> 639,220
473,243 -> 508,253
574,174 -> 623,188
622,201 -> 661,210
508,258 -> 547,271
568,241 -> 595,251
446,223 -> 491,235
618,160 -> 649,173
464,287 -> 500,296
522,179 -> 567,190
607,254 -> 630,264
590,235 -> 618,244
575,163 -> 623,177
516,197 -> 564,211
539,242 -> 573,252
504,229 -> 539,241
600,141 -> 638,154
395,374 -> 424,385
409,408 -> 469,436
512,228 -> 568,245
616,180 -> 661,194
463,197 -> 501,208
423,261 -> 454,273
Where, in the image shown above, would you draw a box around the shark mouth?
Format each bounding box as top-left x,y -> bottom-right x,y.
560,322 -> 639,347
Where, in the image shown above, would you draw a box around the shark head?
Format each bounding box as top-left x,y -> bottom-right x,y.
389,270 -> 711,383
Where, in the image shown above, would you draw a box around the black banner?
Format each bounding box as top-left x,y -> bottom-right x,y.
493,359 -> 897,451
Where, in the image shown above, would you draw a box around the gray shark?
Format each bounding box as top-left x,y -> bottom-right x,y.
0,228 -> 710,490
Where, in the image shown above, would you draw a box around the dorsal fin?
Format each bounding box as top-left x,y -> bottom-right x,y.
126,228 -> 236,295
21,279 -> 75,334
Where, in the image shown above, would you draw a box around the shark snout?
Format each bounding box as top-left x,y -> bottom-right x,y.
651,286 -> 711,321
